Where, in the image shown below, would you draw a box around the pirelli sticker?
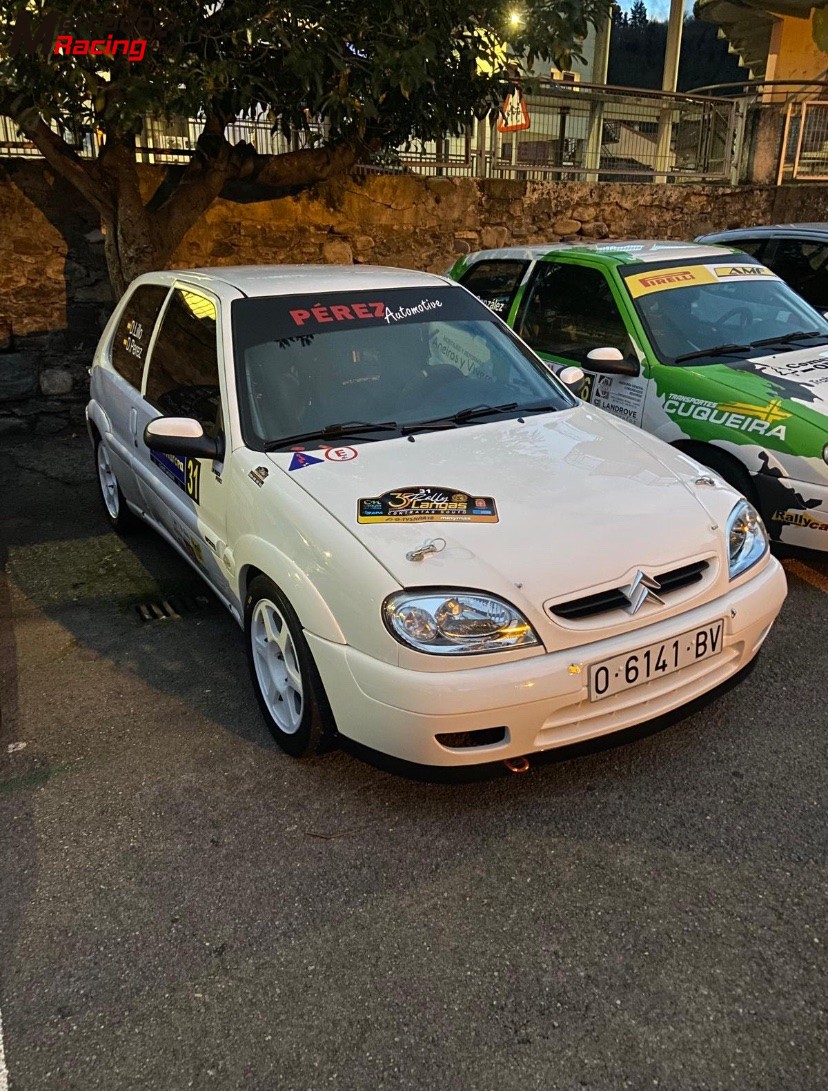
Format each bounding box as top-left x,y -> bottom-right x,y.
626,263 -> 778,298
357,487 -> 498,524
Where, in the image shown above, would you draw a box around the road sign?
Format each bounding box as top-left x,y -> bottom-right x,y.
497,90 -> 530,133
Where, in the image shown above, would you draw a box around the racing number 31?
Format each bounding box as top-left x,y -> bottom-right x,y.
185,457 -> 201,504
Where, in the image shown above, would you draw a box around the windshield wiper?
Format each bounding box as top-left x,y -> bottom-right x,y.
747,330 -> 825,349
401,402 -> 520,435
673,343 -> 751,364
263,420 -> 399,451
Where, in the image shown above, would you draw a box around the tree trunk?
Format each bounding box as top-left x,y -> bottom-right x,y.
98,142 -> 178,298
7,109 -> 365,298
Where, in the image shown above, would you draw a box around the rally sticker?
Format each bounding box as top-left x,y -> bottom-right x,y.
625,264 -> 778,298
324,446 -> 358,462
151,451 -> 201,503
288,451 -> 324,471
357,487 -> 498,524
664,393 -> 790,440
713,264 -> 776,279
123,316 -> 147,361
772,509 -> 828,533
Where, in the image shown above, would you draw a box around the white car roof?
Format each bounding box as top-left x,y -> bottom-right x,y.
464,240 -> 738,264
139,264 -> 449,297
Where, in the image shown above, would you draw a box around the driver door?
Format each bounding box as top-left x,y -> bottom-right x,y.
134,285 -> 231,596
515,260 -> 650,429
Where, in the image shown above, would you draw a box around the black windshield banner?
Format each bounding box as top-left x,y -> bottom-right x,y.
232,287 -> 488,343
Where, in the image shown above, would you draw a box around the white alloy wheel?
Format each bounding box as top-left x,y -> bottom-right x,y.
97,440 -> 120,520
250,598 -> 305,734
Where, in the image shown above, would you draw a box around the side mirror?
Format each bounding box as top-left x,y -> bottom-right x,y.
144,416 -> 223,460
586,346 -> 640,377
558,365 -> 586,397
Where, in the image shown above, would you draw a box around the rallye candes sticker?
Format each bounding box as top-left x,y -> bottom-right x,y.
357,488 -> 498,524
625,263 -> 778,298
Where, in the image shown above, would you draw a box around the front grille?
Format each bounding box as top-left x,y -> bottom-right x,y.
550,560 -> 709,621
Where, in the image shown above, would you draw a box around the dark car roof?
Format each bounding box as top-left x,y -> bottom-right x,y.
697,224 -> 828,243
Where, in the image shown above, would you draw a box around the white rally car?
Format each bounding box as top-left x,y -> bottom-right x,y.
87,265 -> 786,768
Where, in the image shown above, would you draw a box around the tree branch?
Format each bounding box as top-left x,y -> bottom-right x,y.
249,141 -> 363,191
13,113 -> 113,218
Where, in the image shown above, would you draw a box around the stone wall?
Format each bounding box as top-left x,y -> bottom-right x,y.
3,158 -> 828,435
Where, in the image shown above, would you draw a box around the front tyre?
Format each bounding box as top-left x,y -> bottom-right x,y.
94,435 -> 137,532
245,576 -> 333,757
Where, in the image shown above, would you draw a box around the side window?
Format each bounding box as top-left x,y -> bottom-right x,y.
110,284 -> 169,388
517,262 -> 632,360
460,260 -> 528,318
767,239 -> 828,307
725,238 -> 767,259
145,289 -> 222,433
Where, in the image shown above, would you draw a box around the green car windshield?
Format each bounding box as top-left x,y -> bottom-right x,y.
621,262 -> 828,365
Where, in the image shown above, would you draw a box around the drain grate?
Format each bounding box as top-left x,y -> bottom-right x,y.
134,594 -> 212,623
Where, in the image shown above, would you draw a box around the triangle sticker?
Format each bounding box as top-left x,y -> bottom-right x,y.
288,451 -> 324,471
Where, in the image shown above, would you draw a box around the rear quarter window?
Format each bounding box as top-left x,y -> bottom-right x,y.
110,284 -> 170,388
460,259 -> 528,318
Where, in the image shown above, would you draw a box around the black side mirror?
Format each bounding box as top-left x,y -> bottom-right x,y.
144,417 -> 224,461
585,347 -> 640,377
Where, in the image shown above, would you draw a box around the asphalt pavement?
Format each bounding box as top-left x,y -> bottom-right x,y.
0,433 -> 826,1091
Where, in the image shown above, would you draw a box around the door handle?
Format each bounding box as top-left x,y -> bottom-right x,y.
130,407 -> 138,446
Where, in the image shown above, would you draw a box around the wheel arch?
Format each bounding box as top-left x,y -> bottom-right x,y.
87,399 -> 112,444
236,538 -> 346,645
669,438 -> 759,503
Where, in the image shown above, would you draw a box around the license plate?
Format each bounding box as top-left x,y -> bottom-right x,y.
588,619 -> 725,702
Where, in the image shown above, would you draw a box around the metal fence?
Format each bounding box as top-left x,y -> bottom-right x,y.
685,80 -> 828,186
781,99 -> 828,182
0,79 -> 738,183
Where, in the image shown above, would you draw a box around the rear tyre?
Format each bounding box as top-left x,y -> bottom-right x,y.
94,435 -> 137,533
245,575 -> 334,757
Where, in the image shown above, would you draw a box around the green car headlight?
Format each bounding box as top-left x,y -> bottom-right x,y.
383,590 -> 540,655
822,442 -> 828,465
727,500 -> 768,579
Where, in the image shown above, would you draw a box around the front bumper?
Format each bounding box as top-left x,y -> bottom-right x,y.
307,556 -> 787,766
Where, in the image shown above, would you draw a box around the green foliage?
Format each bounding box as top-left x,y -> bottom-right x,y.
0,0 -> 614,145
628,1 -> 648,29
608,13 -> 745,93
813,6 -> 828,54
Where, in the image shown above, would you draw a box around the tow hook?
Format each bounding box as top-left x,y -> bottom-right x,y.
503,756 -> 531,774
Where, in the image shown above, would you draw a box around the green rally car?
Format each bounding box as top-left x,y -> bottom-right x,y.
448,241 -> 828,552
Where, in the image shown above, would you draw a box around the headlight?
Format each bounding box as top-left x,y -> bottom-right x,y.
726,499 -> 768,579
822,442 -> 828,465
383,590 -> 540,655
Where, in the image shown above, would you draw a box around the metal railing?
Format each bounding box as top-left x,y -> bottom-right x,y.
686,80 -> 828,185
0,80 -> 739,183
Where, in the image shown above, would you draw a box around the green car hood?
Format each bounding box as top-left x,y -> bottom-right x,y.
654,345 -> 828,460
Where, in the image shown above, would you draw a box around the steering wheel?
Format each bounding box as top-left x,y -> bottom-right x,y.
716,306 -> 754,333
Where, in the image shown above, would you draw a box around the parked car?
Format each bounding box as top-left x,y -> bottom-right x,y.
696,224 -> 828,311
449,240 -> 828,552
87,264 -> 786,767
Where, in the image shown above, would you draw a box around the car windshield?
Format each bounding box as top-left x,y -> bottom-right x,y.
621,261 -> 828,365
231,287 -> 574,449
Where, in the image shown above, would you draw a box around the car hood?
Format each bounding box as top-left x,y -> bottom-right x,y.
715,344 -> 828,415
266,407 -> 727,603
